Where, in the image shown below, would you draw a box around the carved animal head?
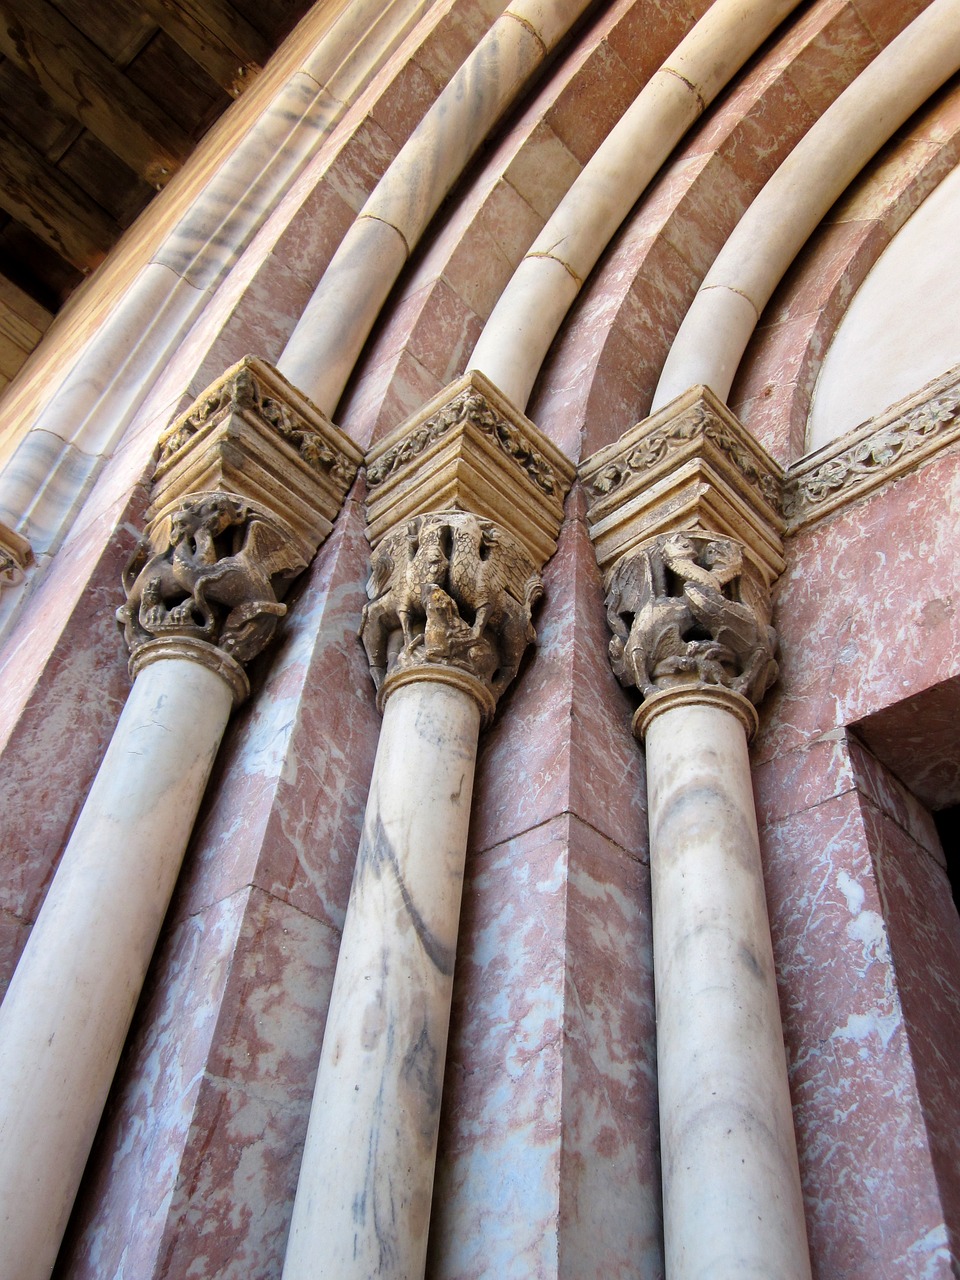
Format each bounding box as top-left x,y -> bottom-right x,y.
701,538 -> 743,582
170,494 -> 246,545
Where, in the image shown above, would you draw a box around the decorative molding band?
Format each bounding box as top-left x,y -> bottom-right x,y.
580,386 -> 785,588
364,369 -> 575,568
784,365 -> 960,529
0,521 -> 32,589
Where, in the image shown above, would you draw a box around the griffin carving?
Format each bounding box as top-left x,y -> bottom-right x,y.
360,512 -> 542,703
117,493 -> 306,664
606,532 -> 778,706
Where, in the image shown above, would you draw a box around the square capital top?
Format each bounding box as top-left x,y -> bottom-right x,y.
364,370 -> 575,569
579,386 -> 785,586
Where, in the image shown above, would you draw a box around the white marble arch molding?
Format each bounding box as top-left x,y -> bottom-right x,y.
527,0 -> 945,462
728,81 -> 960,466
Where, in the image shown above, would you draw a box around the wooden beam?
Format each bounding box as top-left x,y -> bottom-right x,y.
137,0 -> 267,95
0,120 -> 116,269
0,0 -> 191,186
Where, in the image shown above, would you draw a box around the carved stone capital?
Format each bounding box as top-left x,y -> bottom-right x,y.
359,512 -> 541,724
151,355 -> 363,551
119,358 -> 363,697
580,390 -> 786,736
364,369 -> 575,567
580,385 -> 785,590
117,492 -> 307,694
604,531 -> 777,738
0,521 -> 32,589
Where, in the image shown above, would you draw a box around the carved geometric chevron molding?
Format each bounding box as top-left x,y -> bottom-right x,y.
784,364 -> 960,529
364,369 -> 575,569
580,385 -> 785,589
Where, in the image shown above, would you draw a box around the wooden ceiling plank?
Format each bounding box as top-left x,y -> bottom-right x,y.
0,273 -> 53,333
0,0 -> 191,186
49,0 -> 156,68
0,119 -> 116,269
136,0 -> 264,95
144,0 -> 268,68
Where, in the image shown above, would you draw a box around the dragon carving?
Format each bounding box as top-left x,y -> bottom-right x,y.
605,531 -> 778,706
360,512 -> 542,704
117,493 -> 306,664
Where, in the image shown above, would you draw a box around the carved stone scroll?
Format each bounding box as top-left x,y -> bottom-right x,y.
605,531 -> 778,709
359,511 -> 541,721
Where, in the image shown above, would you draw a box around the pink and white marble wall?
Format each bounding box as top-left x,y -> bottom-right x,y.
750,440 -> 960,1277
757,731 -> 960,1278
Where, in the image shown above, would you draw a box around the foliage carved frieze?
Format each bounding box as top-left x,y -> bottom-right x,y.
152,356 -> 362,554
118,493 -> 306,672
784,370 -> 960,527
360,511 -> 541,721
364,369 -> 575,568
158,359 -> 355,486
584,403 -> 781,511
605,532 -> 778,709
579,386 -> 785,586
366,387 -> 559,496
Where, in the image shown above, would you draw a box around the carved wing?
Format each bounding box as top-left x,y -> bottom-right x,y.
366,542 -> 396,601
683,582 -> 762,654
483,526 -> 538,603
242,517 -> 306,579
606,549 -> 655,633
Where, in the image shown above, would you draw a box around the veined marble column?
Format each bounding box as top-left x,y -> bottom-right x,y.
0,358 -> 361,1280
641,685 -> 809,1279
0,642 -> 239,1280
581,391 -> 812,1280
282,373 -> 574,1280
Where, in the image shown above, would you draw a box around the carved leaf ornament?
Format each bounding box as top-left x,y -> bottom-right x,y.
158,365 -> 354,485
366,390 -> 558,495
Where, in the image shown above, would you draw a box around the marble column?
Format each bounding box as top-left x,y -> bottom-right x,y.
581,394 -> 811,1279
283,374 -> 575,1279
0,644 -> 239,1280
0,358 -> 361,1280
282,511 -> 538,1280
281,674 -> 483,1279
641,687 -> 810,1280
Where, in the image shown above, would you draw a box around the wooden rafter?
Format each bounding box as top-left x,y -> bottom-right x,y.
0,0 -> 191,187
0,118 -> 116,269
138,0 -> 268,95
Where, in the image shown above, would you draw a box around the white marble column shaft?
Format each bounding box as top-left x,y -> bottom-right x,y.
643,696 -> 811,1280
282,677 -> 481,1280
0,656 -> 235,1280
